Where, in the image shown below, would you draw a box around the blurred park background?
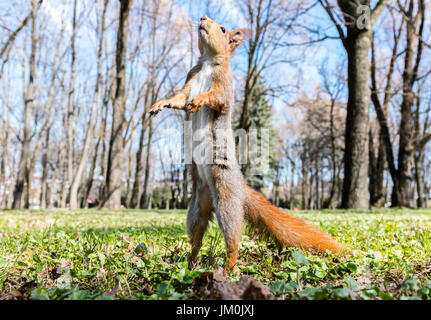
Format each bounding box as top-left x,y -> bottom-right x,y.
0,0 -> 430,211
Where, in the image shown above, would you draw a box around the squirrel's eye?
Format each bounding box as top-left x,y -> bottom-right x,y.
220,26 -> 226,33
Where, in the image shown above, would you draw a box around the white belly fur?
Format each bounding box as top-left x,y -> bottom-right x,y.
189,59 -> 214,185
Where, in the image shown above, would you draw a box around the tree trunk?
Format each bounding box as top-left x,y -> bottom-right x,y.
12,0 -> 38,209
371,0 -> 424,208
339,0 -> 372,209
141,118 -> 153,209
59,139 -> 68,208
0,120 -> 6,208
124,137 -> 134,206
272,164 -> 281,207
98,87 -> 110,201
368,129 -> 378,205
308,158 -> 314,209
129,113 -> 148,208
415,150 -> 425,208
3,110 -> 14,208
375,133 -> 385,205
47,157 -> 60,208
103,0 -> 133,209
40,127 -> 50,209
301,149 -> 308,209
324,99 -> 338,209
82,137 -> 100,208
391,1 -> 419,208
289,161 -> 295,208
315,152 -> 320,210
69,0 -> 108,210
62,0 -> 78,208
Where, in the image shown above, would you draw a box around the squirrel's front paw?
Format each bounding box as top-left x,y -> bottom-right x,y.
187,94 -> 209,113
149,100 -> 172,116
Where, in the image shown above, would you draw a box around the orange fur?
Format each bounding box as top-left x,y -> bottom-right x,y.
244,186 -> 351,255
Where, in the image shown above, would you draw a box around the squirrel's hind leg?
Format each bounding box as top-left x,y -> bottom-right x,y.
210,166 -> 245,273
186,184 -> 213,269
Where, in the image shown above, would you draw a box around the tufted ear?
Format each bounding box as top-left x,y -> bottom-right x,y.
229,28 -> 252,53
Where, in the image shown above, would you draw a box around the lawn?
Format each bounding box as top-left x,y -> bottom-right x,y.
0,208 -> 430,300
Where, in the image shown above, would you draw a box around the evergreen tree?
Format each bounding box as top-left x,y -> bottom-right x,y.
236,76 -> 277,191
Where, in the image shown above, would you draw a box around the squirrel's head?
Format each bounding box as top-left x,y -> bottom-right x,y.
198,16 -> 250,57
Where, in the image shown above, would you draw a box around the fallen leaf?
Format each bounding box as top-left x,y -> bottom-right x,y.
213,268 -> 226,282
60,259 -> 73,269
120,235 -> 132,244
211,276 -> 274,300
356,276 -> 373,287
0,290 -> 23,300
371,251 -> 383,259
192,270 -> 273,300
192,272 -> 214,297
96,268 -> 107,281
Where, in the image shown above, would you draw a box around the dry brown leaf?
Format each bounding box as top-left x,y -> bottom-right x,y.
60,259 -> 73,269
371,251 -> 383,259
211,276 -> 274,300
120,235 -> 132,244
192,270 -> 273,300
212,268 -> 226,282
0,290 -> 23,300
96,268 -> 107,281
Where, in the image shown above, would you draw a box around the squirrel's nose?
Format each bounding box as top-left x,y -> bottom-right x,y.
200,16 -> 207,21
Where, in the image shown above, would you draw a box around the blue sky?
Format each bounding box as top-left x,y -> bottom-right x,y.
1,0 -> 430,187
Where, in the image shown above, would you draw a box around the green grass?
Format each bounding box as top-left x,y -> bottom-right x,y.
1,208 -> 431,300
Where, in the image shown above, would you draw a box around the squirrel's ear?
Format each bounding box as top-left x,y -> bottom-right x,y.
229,28 -> 252,52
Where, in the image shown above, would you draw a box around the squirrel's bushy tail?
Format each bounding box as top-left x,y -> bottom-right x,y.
244,186 -> 351,255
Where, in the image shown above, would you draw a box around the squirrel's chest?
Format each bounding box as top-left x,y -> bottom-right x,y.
188,62 -> 213,103
189,62 -> 214,131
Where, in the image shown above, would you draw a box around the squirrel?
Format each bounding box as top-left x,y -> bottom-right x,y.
150,16 -> 351,272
